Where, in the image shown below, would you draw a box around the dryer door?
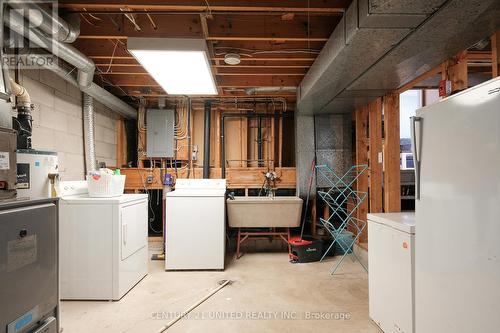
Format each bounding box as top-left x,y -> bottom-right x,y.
120,200 -> 148,260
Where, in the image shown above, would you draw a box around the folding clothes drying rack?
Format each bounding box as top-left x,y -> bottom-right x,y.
316,164 -> 368,275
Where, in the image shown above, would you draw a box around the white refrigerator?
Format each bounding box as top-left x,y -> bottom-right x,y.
412,77 -> 500,332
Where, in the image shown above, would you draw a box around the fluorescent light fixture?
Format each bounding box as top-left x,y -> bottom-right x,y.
128,38 -> 218,95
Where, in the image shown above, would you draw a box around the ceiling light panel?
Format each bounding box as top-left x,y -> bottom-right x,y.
128,38 -> 218,96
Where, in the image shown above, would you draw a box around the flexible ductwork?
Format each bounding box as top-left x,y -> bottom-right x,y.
83,94 -> 97,173
5,8 -> 94,88
297,0 -> 500,114
245,86 -> 297,95
8,2 -> 80,43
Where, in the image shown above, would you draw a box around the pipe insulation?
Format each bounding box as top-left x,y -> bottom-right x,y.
9,77 -> 31,107
83,94 -> 97,173
8,2 -> 80,43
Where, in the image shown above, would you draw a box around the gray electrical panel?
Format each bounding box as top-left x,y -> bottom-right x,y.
146,109 -> 175,158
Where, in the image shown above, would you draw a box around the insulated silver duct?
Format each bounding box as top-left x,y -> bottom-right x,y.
297,0 -> 500,114
83,93 -> 96,173
8,1 -> 80,43
5,8 -> 94,88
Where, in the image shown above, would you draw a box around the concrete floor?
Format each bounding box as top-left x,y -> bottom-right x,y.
61,251 -> 379,333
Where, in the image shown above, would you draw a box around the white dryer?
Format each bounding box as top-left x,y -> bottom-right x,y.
166,179 -> 226,270
58,181 -> 148,300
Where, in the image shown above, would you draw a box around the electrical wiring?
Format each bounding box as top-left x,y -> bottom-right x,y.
214,47 -> 321,56
144,10 -> 158,30
103,39 -> 119,74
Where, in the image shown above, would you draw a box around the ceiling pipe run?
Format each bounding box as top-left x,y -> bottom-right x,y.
4,4 -> 137,119
8,1 -> 80,43
5,8 -> 94,88
245,86 -> 297,95
47,61 -> 137,119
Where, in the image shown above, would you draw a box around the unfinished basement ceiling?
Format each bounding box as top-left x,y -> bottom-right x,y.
58,0 -> 353,106
297,0 -> 500,114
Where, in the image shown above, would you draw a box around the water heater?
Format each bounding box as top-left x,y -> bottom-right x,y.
17,149 -> 58,198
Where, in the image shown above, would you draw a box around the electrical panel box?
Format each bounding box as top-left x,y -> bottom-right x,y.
146,109 -> 174,158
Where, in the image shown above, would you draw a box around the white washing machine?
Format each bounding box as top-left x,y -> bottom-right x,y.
58,181 -> 148,300
166,179 -> 226,270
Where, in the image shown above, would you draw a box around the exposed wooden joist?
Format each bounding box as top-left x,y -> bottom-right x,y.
77,13 -> 336,41
492,32 -> 499,78
103,74 -> 302,87
77,39 -> 322,60
96,65 -> 308,75
383,93 -> 401,213
60,0 -> 347,13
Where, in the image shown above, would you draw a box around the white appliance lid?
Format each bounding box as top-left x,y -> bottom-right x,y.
367,212 -> 415,234
61,193 -> 148,204
57,181 -> 148,203
57,181 -> 88,197
166,189 -> 226,197
174,179 -> 227,190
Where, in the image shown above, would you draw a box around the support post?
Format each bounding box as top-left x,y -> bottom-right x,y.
355,106 -> 369,243
383,93 -> 401,212
492,32 -> 499,78
369,98 -> 383,214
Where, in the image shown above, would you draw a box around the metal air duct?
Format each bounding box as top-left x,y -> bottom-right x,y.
8,1 -> 80,43
297,0 -> 500,114
83,93 -> 96,173
5,8 -> 94,88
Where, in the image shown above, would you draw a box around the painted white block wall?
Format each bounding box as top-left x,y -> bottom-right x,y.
18,69 -> 120,181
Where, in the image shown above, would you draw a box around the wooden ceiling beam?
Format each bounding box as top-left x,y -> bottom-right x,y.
102,74 -> 301,87
60,0 -> 348,13
78,40 -> 321,63
77,13 -> 336,41
97,65 -> 307,75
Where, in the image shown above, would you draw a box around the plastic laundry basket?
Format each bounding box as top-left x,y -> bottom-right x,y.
86,174 -> 126,197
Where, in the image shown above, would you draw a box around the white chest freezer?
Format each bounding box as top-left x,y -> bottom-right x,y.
58,181 -> 149,300
166,179 -> 226,270
368,212 -> 415,333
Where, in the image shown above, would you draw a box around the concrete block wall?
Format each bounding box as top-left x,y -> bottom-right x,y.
18,69 -> 120,181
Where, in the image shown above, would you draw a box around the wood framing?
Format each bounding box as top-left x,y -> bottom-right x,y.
443,51 -> 468,92
60,0 -> 347,13
492,32 -> 499,78
383,93 -> 401,213
355,105 -> 369,243
121,167 -> 296,190
116,118 -> 127,168
368,98 -> 383,214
